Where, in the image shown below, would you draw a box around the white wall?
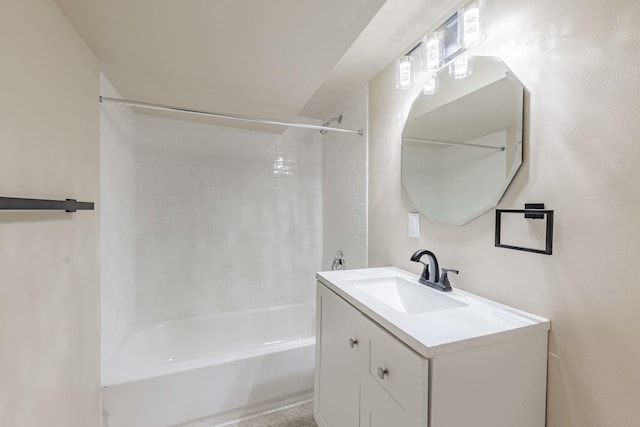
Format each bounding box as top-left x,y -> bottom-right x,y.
368,1 -> 640,426
0,0 -> 100,426
135,115 -> 323,322
100,75 -> 136,368
322,85 -> 369,270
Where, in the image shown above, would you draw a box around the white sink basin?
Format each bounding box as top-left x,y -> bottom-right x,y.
351,276 -> 467,315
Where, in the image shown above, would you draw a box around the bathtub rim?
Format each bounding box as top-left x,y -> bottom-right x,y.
131,301 -> 316,333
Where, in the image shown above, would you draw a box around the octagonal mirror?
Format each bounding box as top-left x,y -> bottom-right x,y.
401,56 -> 524,225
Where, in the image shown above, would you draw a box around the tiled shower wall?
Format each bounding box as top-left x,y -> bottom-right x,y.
322,85 -> 368,270
134,116 -> 322,322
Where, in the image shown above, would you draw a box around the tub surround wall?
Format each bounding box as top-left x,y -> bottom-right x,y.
368,1 -> 640,426
100,74 -> 137,368
135,115 -> 322,322
0,0 -> 100,425
322,85 -> 369,270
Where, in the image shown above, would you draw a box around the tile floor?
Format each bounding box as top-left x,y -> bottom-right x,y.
225,401 -> 317,427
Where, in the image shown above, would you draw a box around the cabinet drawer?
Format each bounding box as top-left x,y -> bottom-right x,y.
366,319 -> 426,409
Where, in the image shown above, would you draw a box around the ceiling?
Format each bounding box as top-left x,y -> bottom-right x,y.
54,0 -> 460,132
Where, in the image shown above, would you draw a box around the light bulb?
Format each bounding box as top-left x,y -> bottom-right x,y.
423,75 -> 439,95
458,0 -> 486,48
423,32 -> 444,72
449,55 -> 473,79
463,7 -> 480,46
396,55 -> 415,90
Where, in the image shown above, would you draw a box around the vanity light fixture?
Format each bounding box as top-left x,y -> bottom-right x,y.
423,31 -> 444,73
458,0 -> 486,48
449,55 -> 473,79
423,74 -> 439,94
394,0 -> 487,91
396,55 -> 416,90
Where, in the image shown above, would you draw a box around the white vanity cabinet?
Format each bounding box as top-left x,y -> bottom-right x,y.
314,268 -> 550,427
315,283 -> 426,427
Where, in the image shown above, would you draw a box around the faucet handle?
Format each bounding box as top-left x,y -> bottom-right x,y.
439,268 -> 458,292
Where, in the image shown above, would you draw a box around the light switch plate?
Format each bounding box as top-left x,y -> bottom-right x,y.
408,212 -> 420,238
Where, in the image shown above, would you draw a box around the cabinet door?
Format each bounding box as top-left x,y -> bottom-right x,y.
360,376 -> 412,427
315,284 -> 365,427
360,319 -> 427,427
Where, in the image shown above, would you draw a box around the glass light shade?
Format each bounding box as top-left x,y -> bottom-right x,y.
458,0 -> 486,48
423,75 -> 439,95
422,31 -> 444,72
449,55 -> 473,79
396,55 -> 415,90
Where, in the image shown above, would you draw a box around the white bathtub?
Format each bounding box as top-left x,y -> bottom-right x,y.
101,303 -> 316,427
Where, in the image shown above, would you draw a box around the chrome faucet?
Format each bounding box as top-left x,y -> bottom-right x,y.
410,249 -> 458,292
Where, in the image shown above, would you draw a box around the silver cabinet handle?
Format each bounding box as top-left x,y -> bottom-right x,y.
377,367 -> 389,379
349,338 -> 358,348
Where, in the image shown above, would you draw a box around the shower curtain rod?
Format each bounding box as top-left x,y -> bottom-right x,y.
403,137 -> 505,151
99,97 -> 364,136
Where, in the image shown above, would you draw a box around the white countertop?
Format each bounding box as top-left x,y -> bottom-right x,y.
317,267 -> 550,358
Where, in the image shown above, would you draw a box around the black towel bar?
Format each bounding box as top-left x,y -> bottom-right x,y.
495,203 -> 553,255
0,197 -> 94,212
